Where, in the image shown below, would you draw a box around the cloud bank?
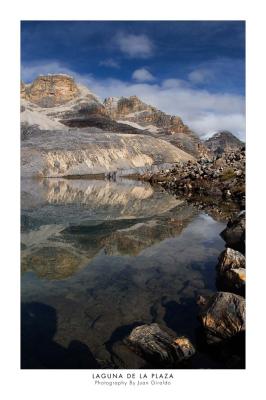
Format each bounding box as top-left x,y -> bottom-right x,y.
21,61 -> 245,140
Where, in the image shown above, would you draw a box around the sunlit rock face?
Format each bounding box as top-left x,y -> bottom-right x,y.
104,96 -> 187,133
21,130 -> 194,178
21,75 -> 104,132
104,96 -> 209,157
21,75 -> 80,107
20,75 -> 207,161
20,76 -> 195,179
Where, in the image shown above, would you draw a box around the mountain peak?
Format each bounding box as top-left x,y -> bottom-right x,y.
21,74 -> 80,107
205,130 -> 244,154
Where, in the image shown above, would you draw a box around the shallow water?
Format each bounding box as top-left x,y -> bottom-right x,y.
21,178 -> 229,369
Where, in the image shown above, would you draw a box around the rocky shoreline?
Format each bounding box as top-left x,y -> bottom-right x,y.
139,147 -> 245,207
124,148 -> 246,368
124,214 -> 246,368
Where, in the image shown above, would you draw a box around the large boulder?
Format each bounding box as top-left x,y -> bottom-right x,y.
198,292 -> 245,344
221,211 -> 245,253
217,248 -> 246,294
127,323 -> 195,366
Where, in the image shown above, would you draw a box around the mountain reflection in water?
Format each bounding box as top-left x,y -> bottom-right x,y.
21,178 -> 226,368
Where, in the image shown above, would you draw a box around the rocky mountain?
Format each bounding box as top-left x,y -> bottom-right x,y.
21,76 -> 150,135
21,75 -> 210,153
103,95 -> 209,157
204,131 -> 244,155
21,74 -> 200,178
21,74 -> 81,107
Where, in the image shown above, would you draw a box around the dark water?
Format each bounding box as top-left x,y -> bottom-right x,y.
21,178 -> 230,369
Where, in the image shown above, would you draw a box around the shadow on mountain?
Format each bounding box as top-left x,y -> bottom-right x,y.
21,302 -> 100,369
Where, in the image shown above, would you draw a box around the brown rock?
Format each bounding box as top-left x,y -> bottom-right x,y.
216,248 -> 245,294
217,248 -> 245,274
127,323 -> 195,366
198,292 -> 245,344
104,96 -> 209,157
22,74 -> 80,107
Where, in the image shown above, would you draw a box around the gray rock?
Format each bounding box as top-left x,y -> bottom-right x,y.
221,211 -> 245,253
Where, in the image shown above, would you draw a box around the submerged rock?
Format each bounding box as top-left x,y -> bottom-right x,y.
198,292 -> 245,344
127,323 -> 195,366
221,211 -> 245,253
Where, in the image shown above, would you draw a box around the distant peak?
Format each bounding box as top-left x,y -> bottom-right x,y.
204,130 -> 243,154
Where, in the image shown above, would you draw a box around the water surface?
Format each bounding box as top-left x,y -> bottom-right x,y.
21,178 -> 227,368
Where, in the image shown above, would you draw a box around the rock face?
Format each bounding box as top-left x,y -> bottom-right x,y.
21,130 -> 194,178
104,95 -> 189,135
21,75 -> 80,107
20,74 -> 200,177
205,131 -> 244,155
198,292 -> 245,344
104,96 -> 209,157
221,211 -> 245,253
217,248 -> 246,294
127,323 -> 195,366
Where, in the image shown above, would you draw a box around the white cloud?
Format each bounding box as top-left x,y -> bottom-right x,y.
132,68 -> 155,82
21,61 -> 245,140
115,33 -> 154,58
188,68 -> 214,84
99,58 -> 120,69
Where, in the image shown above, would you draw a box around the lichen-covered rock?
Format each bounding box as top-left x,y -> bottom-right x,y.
221,211 -> 245,253
198,292 -> 245,344
217,248 -> 246,293
127,323 -> 195,366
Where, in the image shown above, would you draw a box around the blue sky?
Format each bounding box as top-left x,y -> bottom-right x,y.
21,21 -> 245,139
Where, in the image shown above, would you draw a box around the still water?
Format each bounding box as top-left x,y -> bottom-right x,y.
21,178 -> 227,369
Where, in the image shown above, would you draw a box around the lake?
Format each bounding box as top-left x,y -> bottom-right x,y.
21,178 -> 230,369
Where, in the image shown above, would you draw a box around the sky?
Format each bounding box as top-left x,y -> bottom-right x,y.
21,21 -> 245,139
